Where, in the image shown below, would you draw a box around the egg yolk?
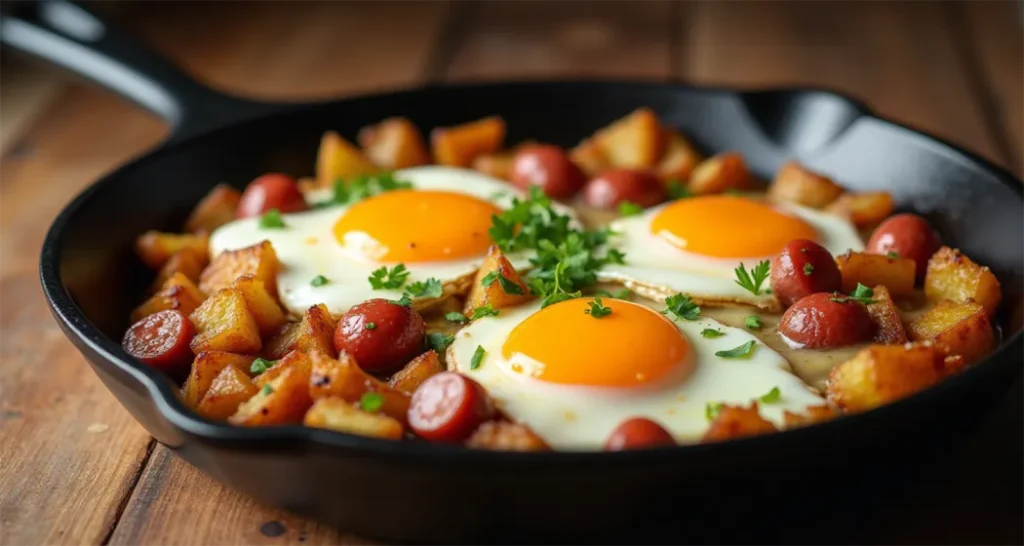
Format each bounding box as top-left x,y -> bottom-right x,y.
650,195 -> 818,259
333,189 -> 500,262
501,299 -> 692,387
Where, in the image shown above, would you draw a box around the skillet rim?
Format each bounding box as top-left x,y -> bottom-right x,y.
39,79 -> 1024,463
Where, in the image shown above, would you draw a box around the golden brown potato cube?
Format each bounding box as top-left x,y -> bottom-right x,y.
189,288 -> 261,354
655,129 -> 702,183
464,245 -> 532,314
466,421 -> 550,451
309,351 -> 410,424
702,403 -> 777,443
357,117 -> 430,170
149,247 -> 208,295
264,322 -> 301,360
195,365 -> 258,421
908,301 -> 994,366
782,405 -> 837,429
835,251 -> 916,296
135,231 -> 209,270
471,150 -> 516,180
316,130 -> 378,187
288,304 -> 337,356
593,108 -> 662,169
303,397 -> 403,440
688,152 -> 751,195
569,138 -> 608,178
184,184 -> 242,234
432,116 -> 506,167
925,247 -> 1002,316
252,349 -> 313,388
767,161 -> 843,208
388,350 -> 444,394
232,274 -> 286,336
825,192 -> 895,228
182,351 -> 257,408
132,272 -> 208,323
866,285 -> 908,345
199,240 -> 278,297
825,342 -> 960,413
230,364 -> 313,426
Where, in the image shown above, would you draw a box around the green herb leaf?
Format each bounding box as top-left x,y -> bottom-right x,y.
368,264 -> 409,290
715,340 -> 757,359
803,263 -> 814,276
662,293 -> 700,321
326,172 -> 413,207
618,201 -> 644,217
260,384 -> 274,396
846,283 -> 878,305
445,312 -> 468,323
612,288 -> 631,299
584,296 -> 612,318
887,251 -> 899,258
250,357 -> 275,375
426,332 -> 455,352
759,386 -> 782,404
483,270 -> 524,295
470,304 -> 500,320
666,180 -> 692,200
470,345 -> 486,370
390,293 -> 413,307
705,401 -> 724,421
406,277 -> 443,298
745,315 -> 763,330
701,328 -> 724,339
359,392 -> 384,413
734,260 -> 771,295
259,209 -> 286,229
310,275 -> 329,287
365,322 -> 377,330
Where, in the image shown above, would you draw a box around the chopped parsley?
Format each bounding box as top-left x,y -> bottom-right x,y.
260,384 -> 274,396
803,263 -> 814,276
470,345 -> 486,370
426,332 -> 455,352
310,275 -> 329,287
258,209 -> 286,229
759,386 -> 782,404
715,340 -> 757,359
745,315 -> 763,330
618,201 -> 644,217
390,293 -> 413,307
406,277 -> 443,298
323,172 -> 413,207
359,392 -> 384,413
887,251 -> 899,258
482,270 -> 524,295
365,322 -> 377,330
705,401 -> 724,421
666,180 -> 692,200
848,283 -> 877,304
369,264 -> 409,290
734,260 -> 771,295
700,328 -> 724,339
662,293 -> 700,321
584,296 -> 612,318
445,311 -> 468,323
250,357 -> 275,375
470,304 -> 500,320
596,288 -> 632,300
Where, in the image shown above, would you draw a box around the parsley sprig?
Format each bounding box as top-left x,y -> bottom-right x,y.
259,209 -> 286,229
584,296 -> 612,318
716,340 -> 757,359
470,304 -> 500,320
426,332 -> 455,352
734,260 -> 771,296
407,278 -> 443,298
662,293 -> 700,321
759,386 -> 782,404
482,271 -> 524,295
848,283 -> 878,305
322,172 -> 413,207
369,264 -> 409,290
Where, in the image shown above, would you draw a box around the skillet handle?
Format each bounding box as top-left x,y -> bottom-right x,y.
0,0 -> 282,143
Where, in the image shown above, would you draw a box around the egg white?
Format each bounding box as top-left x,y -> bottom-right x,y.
448,299 -> 825,450
209,166 -> 575,315
597,199 -> 865,309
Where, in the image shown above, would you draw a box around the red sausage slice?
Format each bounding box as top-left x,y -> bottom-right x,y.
510,144 -> 586,200
122,310 -> 196,375
409,372 -> 494,442
333,298 -> 426,373
866,213 -> 940,281
770,239 -> 843,307
604,417 -> 676,451
778,293 -> 875,350
236,173 -> 308,218
582,169 -> 666,209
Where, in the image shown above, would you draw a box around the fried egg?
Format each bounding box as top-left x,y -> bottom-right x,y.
448,297 -> 824,450
597,195 -> 864,309
209,166 -> 572,315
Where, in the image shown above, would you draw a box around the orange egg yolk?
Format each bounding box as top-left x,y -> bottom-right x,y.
650,195 -> 818,259
501,299 -> 692,387
333,189 -> 500,262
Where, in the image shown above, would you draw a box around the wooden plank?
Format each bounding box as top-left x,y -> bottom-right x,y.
443,0 -> 675,80
0,59 -> 65,156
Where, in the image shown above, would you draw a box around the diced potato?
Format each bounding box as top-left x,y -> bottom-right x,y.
655,129 -> 702,183
316,130 -> 378,187
471,150 -> 516,180
199,240 -> 278,297
825,341 -> 963,413
230,363 -> 313,426
464,245 -> 532,314
925,246 -> 1002,316
688,152 -> 751,195
388,350 -> 444,394
782,405 -> 837,429
466,421 -> 550,451
135,231 -> 209,270
184,184 -> 241,234
767,161 -> 843,208
592,108 -> 662,168
132,272 -> 208,323
825,192 -> 895,228
702,403 -> 777,442
189,288 -> 262,354
303,397 -> 403,440
252,349 -> 313,388
432,116 -> 506,167
835,251 -> 915,296
195,365 -> 258,420
182,351 -> 256,408
569,138 -> 608,178
908,301 -> 994,366
232,274 -> 286,335
357,117 -> 430,170
149,247 -> 207,295
264,304 -> 336,359
867,285 -> 908,345
309,351 -> 410,424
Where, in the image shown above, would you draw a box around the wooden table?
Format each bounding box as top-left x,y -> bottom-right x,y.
1,1 -> 1021,544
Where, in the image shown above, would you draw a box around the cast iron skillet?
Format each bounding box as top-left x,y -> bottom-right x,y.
5,1 -> 1022,543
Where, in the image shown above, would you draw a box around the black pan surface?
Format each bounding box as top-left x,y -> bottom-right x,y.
6,2 -> 1023,543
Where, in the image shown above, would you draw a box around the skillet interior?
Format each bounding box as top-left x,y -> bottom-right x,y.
43,81 -> 1024,543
